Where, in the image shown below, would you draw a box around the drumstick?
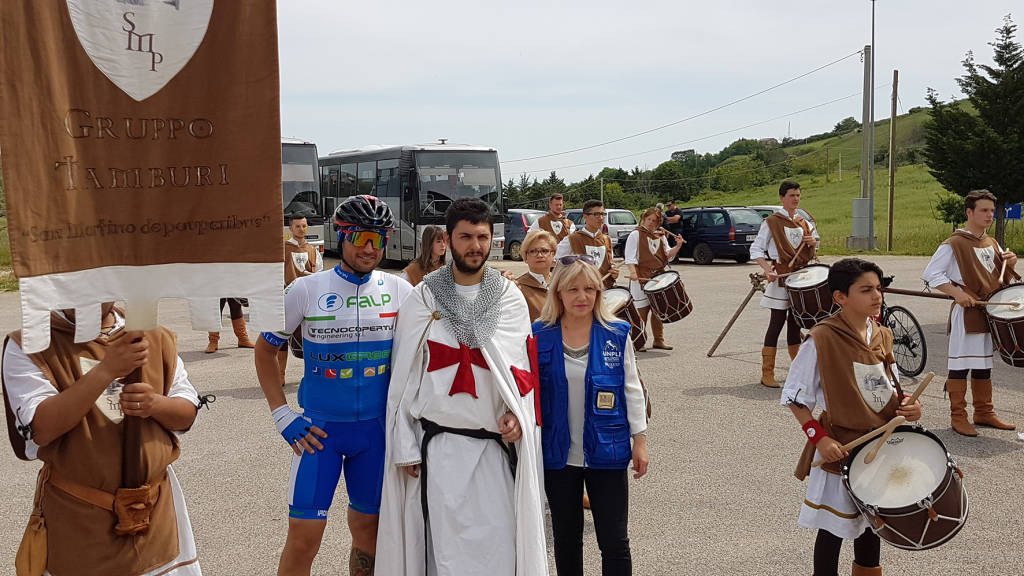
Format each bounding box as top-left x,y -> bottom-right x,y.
863,416 -> 907,465
999,259 -> 1008,285
906,371 -> 934,406
975,300 -> 1024,308
787,243 -> 807,268
601,260 -> 627,282
811,415 -> 906,468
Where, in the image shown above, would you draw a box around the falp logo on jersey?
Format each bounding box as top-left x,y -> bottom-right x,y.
318,293 -> 343,312
325,369 -> 338,379
339,369 -> 353,379
364,366 -> 376,377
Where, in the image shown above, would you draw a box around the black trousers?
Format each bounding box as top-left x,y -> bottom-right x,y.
219,298 -> 244,320
544,466 -> 632,576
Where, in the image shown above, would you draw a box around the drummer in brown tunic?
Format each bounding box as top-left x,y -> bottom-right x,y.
2,305 -> 203,576
751,180 -> 819,387
516,230 -> 557,322
401,225 -> 446,286
922,189 -> 1019,436
623,207 -> 683,350
554,199 -> 619,289
782,258 -> 921,576
529,193 -> 575,243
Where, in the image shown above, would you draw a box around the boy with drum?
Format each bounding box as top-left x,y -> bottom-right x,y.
623,207 -> 683,351
923,189 -> 1019,436
782,258 -> 922,576
752,180 -> 819,387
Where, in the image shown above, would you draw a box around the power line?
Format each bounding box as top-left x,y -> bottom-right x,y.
504,49 -> 864,164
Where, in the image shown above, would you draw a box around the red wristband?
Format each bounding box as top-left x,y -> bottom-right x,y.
802,420 -> 827,445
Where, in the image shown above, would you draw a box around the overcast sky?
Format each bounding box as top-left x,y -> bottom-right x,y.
277,1 -> 1018,183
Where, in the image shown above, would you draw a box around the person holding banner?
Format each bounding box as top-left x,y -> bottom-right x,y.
751,180 -> 819,388
377,198 -> 547,575
255,196 -> 413,576
2,305 -> 202,576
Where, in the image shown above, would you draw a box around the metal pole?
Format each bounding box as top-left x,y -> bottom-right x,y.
887,69 -> 898,251
868,0 -> 876,249
600,177 -> 604,205
826,146 -> 830,183
860,45 -> 872,200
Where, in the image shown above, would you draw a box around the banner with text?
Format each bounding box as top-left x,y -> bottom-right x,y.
0,1 -> 284,352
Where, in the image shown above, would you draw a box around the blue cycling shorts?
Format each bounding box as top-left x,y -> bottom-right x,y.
287,416 -> 386,518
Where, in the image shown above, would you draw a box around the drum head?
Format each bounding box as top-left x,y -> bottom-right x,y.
986,284 -> 1024,319
646,272 -> 679,290
847,429 -> 948,509
785,264 -> 830,289
604,288 -> 632,313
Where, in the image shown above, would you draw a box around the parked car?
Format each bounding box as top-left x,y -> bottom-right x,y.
565,208 -> 637,256
748,205 -> 817,226
677,206 -> 762,264
503,209 -> 545,260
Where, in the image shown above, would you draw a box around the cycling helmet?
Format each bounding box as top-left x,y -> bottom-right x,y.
333,195 -> 395,230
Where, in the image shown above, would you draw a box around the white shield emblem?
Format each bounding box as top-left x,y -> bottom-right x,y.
784,226 -> 803,250
550,220 -> 563,235
291,251 -> 310,272
81,356 -> 125,423
585,244 -> 607,265
647,238 -> 661,256
853,361 -> 896,413
67,0 -> 215,101
973,246 -> 996,273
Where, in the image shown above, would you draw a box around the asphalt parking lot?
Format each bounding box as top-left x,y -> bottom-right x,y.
1,255 -> 1021,575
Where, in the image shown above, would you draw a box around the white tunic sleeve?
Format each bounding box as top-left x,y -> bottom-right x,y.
528,219 -> 541,233
168,357 -> 200,408
623,341 -> 647,436
568,221 -> 577,234
780,337 -> 824,412
2,341 -> 57,460
554,236 -> 572,259
624,231 -> 640,265
923,243 -> 959,288
751,220 -> 773,261
314,248 -> 324,272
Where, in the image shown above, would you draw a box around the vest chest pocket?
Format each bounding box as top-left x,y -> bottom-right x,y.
590,375 -> 625,419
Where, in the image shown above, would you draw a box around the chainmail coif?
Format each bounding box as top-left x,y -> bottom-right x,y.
423,262 -> 506,349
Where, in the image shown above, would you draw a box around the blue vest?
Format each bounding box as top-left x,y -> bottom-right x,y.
533,319 -> 633,470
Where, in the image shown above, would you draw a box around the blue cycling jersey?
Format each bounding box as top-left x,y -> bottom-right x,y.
263,266 -> 413,421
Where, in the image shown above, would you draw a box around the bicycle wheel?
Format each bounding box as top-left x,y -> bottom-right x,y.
884,305 -> 928,377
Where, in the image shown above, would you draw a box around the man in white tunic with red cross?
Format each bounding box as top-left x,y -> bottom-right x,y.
377,198 -> 548,576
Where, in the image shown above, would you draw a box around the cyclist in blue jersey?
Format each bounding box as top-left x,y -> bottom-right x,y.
255,195 -> 413,576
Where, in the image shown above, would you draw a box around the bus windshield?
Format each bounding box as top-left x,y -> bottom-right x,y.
283,143 -> 320,219
415,151 -> 501,218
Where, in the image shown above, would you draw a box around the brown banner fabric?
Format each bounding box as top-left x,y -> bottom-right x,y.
0,1 -> 284,352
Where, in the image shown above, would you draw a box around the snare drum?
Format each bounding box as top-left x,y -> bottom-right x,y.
605,287 -> 646,349
843,425 -> 968,551
985,283 -> 1024,367
785,264 -> 840,329
642,272 -> 693,323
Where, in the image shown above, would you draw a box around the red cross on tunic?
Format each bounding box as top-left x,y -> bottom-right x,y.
511,335 -> 541,426
427,339 -> 489,398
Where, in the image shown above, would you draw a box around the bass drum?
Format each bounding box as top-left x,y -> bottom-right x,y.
984,283 -> 1024,367
604,287 -> 646,350
785,264 -> 840,329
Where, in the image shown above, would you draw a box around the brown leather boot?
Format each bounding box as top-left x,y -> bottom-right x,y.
947,378 -> 977,436
972,377 -> 1015,430
852,562 -> 882,576
278,349 -> 289,386
787,344 -> 800,361
760,347 -> 779,388
232,317 -> 255,349
650,315 -> 672,349
204,332 -> 219,354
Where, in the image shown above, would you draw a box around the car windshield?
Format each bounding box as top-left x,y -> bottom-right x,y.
608,211 -> 636,225
728,208 -> 764,226
524,212 -> 542,225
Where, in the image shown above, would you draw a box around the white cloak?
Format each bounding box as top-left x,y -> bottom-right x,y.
376,277 -> 548,576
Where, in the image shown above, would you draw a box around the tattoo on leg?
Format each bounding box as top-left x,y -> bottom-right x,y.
350,547 -> 375,576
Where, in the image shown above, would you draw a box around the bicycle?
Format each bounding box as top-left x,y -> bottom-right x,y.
878,275 -> 928,377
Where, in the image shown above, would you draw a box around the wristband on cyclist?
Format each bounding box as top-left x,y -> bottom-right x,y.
272,404 -> 311,445
802,419 -> 827,445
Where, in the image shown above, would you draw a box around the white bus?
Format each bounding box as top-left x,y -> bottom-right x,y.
318,142 -> 504,261
282,137 -> 325,252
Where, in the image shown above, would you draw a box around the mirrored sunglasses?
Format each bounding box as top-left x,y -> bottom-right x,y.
339,227 -> 388,249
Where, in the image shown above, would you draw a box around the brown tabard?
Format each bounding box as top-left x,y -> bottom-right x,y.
944,231 -> 1012,333
765,212 -> 814,274
794,314 -> 903,478
568,230 -> 615,289
634,227 -> 668,282
6,314 -> 182,576
516,272 -> 549,323
284,241 -> 319,287
536,212 -> 573,243
403,260 -> 443,287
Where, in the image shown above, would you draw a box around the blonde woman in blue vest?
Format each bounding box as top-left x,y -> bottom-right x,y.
533,255 -> 649,575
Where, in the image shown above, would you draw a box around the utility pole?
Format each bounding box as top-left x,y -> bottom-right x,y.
847,44 -> 874,250
887,69 -> 898,251
826,146 -> 830,183
600,177 -> 604,205
839,151 -> 843,181
868,0 -> 877,249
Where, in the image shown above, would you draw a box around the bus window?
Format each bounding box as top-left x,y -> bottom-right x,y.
358,162 -> 376,196
377,158 -> 400,198
339,163 -> 357,198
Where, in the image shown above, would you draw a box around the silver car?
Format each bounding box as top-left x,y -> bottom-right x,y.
564,208 -> 638,256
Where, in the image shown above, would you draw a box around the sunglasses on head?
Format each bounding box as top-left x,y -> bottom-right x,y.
558,254 -> 597,266
338,227 -> 389,249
